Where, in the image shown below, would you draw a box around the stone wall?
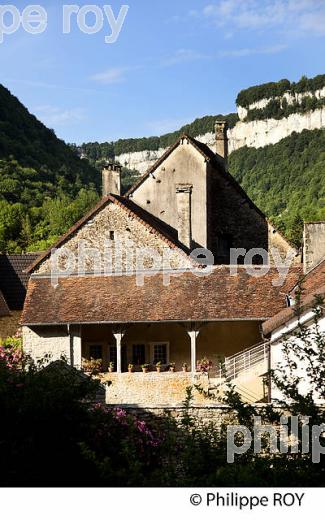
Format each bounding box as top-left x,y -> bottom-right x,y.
131,140 -> 208,249
207,164 -> 298,263
102,372 -> 213,406
109,403 -> 234,427
22,325 -> 81,367
303,222 -> 325,272
0,311 -> 21,339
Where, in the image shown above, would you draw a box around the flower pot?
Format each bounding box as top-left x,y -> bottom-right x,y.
108,367 -> 114,373
142,367 -> 148,373
156,367 -> 161,373
182,367 -> 187,373
128,368 -> 133,373
169,367 -> 175,372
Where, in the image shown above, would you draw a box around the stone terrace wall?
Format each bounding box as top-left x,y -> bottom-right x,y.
109,404 -> 234,427
102,372 -> 213,406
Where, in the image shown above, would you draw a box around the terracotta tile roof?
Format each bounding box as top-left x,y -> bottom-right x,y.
293,258 -> 325,295
21,266 -> 302,326
0,289 -> 10,317
26,194 -> 195,275
0,254 -> 39,310
263,258 -> 325,336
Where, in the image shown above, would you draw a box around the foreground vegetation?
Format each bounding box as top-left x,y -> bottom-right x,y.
1,298 -> 325,486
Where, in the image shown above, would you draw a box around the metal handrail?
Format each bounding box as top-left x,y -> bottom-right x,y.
220,341 -> 270,381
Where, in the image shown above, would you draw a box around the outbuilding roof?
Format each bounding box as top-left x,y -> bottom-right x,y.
262,259 -> 325,336
0,289 -> 10,317
21,266 -> 302,326
0,254 -> 39,310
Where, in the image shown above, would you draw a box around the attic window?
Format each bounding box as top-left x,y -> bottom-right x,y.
110,231 -> 115,241
218,234 -> 232,256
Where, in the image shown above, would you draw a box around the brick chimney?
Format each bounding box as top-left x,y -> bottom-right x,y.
215,120 -> 228,168
176,184 -> 192,249
102,163 -> 121,196
303,222 -> 325,273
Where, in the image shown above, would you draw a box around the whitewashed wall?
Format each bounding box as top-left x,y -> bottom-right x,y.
270,309 -> 325,402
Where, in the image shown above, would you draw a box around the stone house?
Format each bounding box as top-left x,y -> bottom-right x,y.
21,123 -> 304,405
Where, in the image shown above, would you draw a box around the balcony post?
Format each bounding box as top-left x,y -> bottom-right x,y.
113,331 -> 125,374
187,329 -> 200,374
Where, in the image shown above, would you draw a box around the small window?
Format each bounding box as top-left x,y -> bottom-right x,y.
152,343 -> 168,365
89,344 -> 103,359
132,344 -> 146,365
218,234 -> 232,256
110,231 -> 115,241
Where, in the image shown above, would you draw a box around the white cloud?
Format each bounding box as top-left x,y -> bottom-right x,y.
218,44 -> 287,57
90,67 -> 129,84
201,0 -> 325,35
34,105 -> 85,126
161,49 -> 210,67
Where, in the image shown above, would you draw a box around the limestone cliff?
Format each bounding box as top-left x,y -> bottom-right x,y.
114,88 -> 325,174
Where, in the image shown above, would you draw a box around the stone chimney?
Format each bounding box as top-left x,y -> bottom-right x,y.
176,184 -> 192,249
303,222 -> 325,273
102,163 -> 122,196
215,120 -> 228,168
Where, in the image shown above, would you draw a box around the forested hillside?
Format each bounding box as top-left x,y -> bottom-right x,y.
229,128 -> 325,246
0,84 -> 100,253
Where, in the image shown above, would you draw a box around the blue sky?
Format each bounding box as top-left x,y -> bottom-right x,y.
1,0 -> 325,144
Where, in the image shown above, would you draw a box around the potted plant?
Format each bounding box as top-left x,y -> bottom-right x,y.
128,363 -> 134,373
169,362 -> 176,372
108,361 -> 115,373
141,363 -> 150,373
82,357 -> 103,375
196,357 -> 213,373
182,362 -> 188,373
156,361 -> 162,373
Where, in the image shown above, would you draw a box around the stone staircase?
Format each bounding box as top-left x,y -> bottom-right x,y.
209,341 -> 270,403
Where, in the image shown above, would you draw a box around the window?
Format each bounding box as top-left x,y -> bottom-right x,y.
109,345 -> 117,365
89,344 -> 103,359
218,234 -> 232,256
110,231 -> 115,241
151,343 -> 169,365
132,344 -> 145,365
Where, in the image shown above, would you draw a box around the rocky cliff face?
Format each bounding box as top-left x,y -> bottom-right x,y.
115,90 -> 325,174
